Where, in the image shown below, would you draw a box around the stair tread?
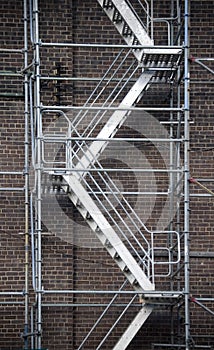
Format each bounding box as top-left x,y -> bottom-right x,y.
97,0 -> 152,61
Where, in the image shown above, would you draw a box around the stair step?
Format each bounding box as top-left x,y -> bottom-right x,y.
116,259 -> 126,271
127,274 -> 138,286
80,208 -> 91,220
103,0 -> 113,9
123,265 -> 130,273
68,192 -> 81,207
97,0 -> 153,61
141,293 -> 181,305
122,23 -> 132,36
105,239 -> 113,248
113,8 -> 122,22
132,36 -> 139,45
141,48 -> 182,66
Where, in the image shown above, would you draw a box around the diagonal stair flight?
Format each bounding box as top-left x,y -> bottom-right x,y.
56,1 -> 183,348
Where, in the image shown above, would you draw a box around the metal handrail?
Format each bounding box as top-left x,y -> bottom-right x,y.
77,280 -> 128,350
126,0 -> 151,34
74,151 -> 151,273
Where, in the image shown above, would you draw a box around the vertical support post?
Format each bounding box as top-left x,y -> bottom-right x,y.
23,0 -> 29,348
184,0 -> 191,348
150,0 -> 154,42
169,83 -> 175,344
33,0 -> 43,348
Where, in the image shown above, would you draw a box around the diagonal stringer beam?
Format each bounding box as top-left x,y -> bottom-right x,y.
74,72 -> 153,180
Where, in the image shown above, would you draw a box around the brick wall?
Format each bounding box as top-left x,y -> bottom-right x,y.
0,0 -> 213,349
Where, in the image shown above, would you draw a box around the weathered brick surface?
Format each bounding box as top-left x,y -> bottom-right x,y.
0,0 -> 213,349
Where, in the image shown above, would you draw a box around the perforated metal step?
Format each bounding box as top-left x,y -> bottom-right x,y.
97,0 -> 183,77
97,0 -> 153,61
141,48 -> 183,82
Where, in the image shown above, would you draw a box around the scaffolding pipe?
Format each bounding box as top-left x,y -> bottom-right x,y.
0,302 -> 24,305
184,0 -> 191,348
30,194 -> 36,290
193,58 -> 214,76
0,171 -> 23,175
0,187 -> 24,191
0,292 -> 24,296
29,0 -> 34,43
41,105 -> 183,111
27,1 -> 189,348
0,48 -> 23,53
46,167 -> 183,173
23,0 -> 29,347
33,0 -> 42,347
152,344 -> 211,349
189,177 -> 214,196
41,290 -> 183,295
42,136 -> 183,142
42,303 -> 141,307
29,77 -> 35,166
40,76 -> 180,83
0,71 -> 22,76
41,41 -> 182,49
190,297 -> 214,317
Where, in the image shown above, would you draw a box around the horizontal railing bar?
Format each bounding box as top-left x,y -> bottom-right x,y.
0,171 -> 23,175
0,292 -> 24,296
39,76 -> 177,83
0,48 -> 23,53
195,58 -> 214,61
0,72 -> 22,76
0,187 -> 24,191
47,168 -> 183,173
0,302 -> 24,305
152,343 -> 211,349
42,105 -> 183,112
41,290 -> 183,295
195,178 -> 214,182
86,191 -> 170,195
144,67 -> 177,71
190,193 -> 213,197
42,303 -> 141,307
42,136 -> 183,142
41,41 -> 182,49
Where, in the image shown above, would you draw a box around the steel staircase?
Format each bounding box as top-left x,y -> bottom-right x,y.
50,1 -> 183,348
60,171 -> 155,349
97,0 -> 153,61
63,173 -> 154,292
73,72 -> 153,176
71,0 -> 182,174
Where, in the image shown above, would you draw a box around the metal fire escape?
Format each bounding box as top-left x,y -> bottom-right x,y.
28,0 -> 191,349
